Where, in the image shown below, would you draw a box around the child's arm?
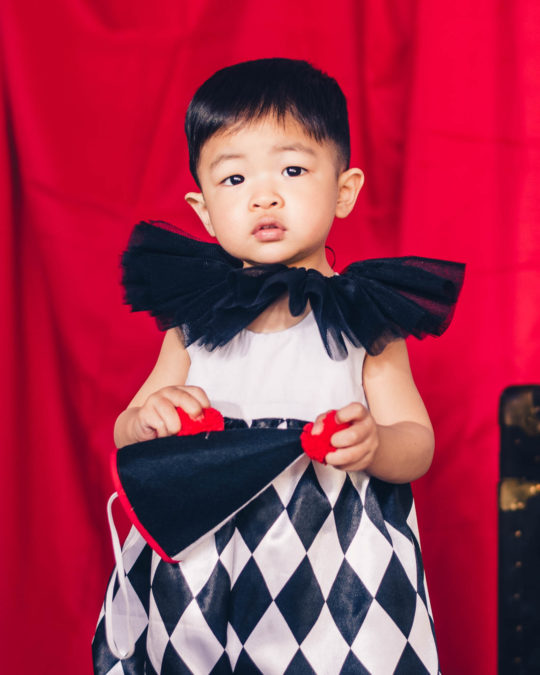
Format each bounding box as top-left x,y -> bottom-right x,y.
317,339 -> 434,483
114,329 -> 210,448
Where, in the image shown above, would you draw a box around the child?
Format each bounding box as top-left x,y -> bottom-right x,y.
93,58 -> 464,674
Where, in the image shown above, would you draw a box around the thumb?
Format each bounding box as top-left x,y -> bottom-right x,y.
137,422 -> 158,442
311,410 -> 333,435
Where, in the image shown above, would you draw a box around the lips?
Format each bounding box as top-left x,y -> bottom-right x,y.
252,219 -> 286,242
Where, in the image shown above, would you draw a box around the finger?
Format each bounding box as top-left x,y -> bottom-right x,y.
156,401 -> 181,435
139,407 -> 171,439
170,386 -> 211,417
325,445 -> 369,468
136,422 -> 158,442
311,411 -> 333,435
335,402 -> 368,424
182,385 -> 211,409
332,457 -> 372,473
159,387 -> 206,419
330,422 -> 369,448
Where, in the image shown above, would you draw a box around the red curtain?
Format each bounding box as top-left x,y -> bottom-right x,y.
2,2 -> 539,673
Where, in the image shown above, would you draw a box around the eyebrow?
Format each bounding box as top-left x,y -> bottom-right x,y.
209,153 -> 245,171
208,143 -> 317,172
272,143 -> 317,156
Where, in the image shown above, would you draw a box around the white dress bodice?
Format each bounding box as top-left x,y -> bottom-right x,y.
185,311 -> 367,422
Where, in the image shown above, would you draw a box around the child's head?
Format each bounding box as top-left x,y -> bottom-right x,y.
184,58 -> 363,275
185,58 -> 351,187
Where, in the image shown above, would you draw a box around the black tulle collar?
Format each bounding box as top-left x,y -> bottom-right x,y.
121,221 -> 465,360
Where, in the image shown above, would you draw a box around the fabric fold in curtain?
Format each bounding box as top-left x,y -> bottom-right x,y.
1,1 -> 539,673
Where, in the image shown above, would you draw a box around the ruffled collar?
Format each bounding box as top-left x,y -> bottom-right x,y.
121,220 -> 465,360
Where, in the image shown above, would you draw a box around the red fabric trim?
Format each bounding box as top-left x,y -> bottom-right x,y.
110,448 -> 177,564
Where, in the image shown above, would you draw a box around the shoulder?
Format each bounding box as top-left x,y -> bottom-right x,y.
363,339 -> 411,381
155,328 -> 191,371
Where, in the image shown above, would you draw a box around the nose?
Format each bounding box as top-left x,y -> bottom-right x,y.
249,188 -> 284,210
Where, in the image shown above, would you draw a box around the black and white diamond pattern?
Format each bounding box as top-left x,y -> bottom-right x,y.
94,434 -> 439,674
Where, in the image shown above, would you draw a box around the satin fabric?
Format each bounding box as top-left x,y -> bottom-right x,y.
114,425 -> 306,561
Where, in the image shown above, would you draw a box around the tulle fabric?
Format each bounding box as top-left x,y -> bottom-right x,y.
122,221 -> 465,359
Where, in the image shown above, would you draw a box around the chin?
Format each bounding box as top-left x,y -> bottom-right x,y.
242,251 -> 294,267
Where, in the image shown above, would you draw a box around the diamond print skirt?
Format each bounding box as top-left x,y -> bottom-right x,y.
93,457 -> 440,674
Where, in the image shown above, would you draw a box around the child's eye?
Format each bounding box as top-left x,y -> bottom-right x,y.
222,175 -> 244,186
283,166 -> 306,177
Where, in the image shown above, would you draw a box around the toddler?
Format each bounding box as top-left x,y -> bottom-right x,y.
93,58 -> 464,675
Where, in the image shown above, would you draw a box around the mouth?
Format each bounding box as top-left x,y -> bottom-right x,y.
252,220 -> 286,242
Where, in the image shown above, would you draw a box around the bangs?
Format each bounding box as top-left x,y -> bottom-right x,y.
185,59 -> 350,185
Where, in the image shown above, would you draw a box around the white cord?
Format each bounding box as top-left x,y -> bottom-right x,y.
104,492 -> 135,659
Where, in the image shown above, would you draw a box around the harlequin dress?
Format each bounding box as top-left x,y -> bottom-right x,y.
93,221 -> 464,674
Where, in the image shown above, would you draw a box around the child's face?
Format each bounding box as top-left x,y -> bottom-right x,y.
186,115 -> 363,275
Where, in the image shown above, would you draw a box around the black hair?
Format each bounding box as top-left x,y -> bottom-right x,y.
185,58 -> 351,185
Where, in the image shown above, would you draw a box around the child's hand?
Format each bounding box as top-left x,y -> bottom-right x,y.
311,403 -> 379,472
131,385 -> 211,443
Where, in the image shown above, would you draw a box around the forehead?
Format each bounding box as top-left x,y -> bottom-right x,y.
198,114 -> 340,167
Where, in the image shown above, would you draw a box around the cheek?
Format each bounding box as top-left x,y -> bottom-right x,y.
206,197 -> 238,231
304,185 -> 339,223
300,176 -> 338,206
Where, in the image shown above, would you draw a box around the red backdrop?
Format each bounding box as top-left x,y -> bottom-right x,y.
1,1 -> 539,673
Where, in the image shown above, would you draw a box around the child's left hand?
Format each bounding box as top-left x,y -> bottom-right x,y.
311,403 -> 379,472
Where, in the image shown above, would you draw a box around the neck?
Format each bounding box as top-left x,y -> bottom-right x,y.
247,294 -> 311,333
296,248 -> 335,277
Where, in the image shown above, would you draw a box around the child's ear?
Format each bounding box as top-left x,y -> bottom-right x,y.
335,168 -> 364,219
185,191 -> 216,237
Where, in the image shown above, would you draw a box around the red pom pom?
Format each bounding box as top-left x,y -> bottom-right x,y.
176,407 -> 225,436
300,410 -> 351,463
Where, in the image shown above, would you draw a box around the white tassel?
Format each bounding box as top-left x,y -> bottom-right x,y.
104,493 -> 135,659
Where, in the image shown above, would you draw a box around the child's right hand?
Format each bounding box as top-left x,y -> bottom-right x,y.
129,385 -> 211,443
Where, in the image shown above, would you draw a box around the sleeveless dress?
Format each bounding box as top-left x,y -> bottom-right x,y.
93,312 -> 440,675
